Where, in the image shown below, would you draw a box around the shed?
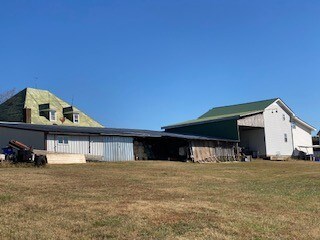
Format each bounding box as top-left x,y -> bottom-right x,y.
0,122 -> 238,162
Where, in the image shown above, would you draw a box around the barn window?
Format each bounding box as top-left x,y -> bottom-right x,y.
284,134 -> 288,143
282,114 -> 285,121
292,122 -> 296,129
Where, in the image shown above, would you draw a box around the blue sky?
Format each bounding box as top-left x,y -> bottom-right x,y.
0,0 -> 319,130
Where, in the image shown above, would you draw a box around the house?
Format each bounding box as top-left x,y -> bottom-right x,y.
162,98 -> 316,159
0,122 -> 237,162
0,88 -> 102,127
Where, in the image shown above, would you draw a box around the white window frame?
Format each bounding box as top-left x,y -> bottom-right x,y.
73,113 -> 79,123
49,110 -> 56,121
57,136 -> 69,145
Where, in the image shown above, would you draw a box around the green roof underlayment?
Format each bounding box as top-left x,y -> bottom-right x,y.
0,88 -> 103,127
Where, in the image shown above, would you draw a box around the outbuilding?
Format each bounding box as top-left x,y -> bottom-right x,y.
0,122 -> 238,162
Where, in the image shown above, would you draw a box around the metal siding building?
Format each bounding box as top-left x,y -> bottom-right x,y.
0,122 -> 237,162
46,135 -> 134,161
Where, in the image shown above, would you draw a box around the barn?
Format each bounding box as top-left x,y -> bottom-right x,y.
163,98 -> 316,159
0,122 -> 238,162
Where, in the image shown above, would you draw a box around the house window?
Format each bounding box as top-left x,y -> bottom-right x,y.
284,133 -> 288,143
73,113 -> 79,123
282,114 -> 285,121
49,110 -> 56,121
57,136 -> 69,144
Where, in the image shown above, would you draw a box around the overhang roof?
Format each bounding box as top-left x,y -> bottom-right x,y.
0,122 -> 238,142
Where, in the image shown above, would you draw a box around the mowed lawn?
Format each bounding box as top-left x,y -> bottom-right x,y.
0,160 -> 319,240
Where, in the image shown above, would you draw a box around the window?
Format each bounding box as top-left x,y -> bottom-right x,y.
49,110 -> 56,121
73,113 -> 79,123
284,133 -> 288,143
282,114 -> 285,121
292,122 -> 296,129
57,136 -> 69,144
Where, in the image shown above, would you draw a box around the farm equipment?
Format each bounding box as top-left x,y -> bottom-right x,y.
2,140 -> 47,166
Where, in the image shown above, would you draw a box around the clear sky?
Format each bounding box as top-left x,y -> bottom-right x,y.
0,0 -> 319,130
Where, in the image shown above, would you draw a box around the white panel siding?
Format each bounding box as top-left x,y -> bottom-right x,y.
89,136 -> 104,156
47,134 -> 134,161
104,136 -> 134,161
263,102 -> 294,156
47,135 -> 90,154
292,122 -> 314,155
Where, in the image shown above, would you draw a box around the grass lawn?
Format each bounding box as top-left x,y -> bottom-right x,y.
0,160 -> 319,240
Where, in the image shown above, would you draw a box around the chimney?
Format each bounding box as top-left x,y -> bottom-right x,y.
23,108 -> 31,123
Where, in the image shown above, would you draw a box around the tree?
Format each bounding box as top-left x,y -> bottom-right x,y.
0,88 -> 16,104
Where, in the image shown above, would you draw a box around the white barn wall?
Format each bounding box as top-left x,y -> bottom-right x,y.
264,102 -> 294,156
0,126 -> 45,149
292,122 -> 314,155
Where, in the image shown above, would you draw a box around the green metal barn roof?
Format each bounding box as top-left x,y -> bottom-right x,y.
0,88 -> 103,127
162,98 -> 278,129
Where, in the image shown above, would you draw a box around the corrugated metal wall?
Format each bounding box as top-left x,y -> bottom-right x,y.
47,135 -> 134,161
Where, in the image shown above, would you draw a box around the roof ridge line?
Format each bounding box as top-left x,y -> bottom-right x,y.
203,98 -> 279,113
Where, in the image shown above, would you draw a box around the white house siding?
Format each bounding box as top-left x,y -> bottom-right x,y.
46,135 -> 134,161
0,126 -> 45,150
239,128 -> 266,157
263,102 -> 294,157
292,122 -> 314,155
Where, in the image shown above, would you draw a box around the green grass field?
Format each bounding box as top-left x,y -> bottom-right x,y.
0,160 -> 319,239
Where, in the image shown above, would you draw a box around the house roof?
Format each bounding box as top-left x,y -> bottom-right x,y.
163,98 -> 278,129
0,88 -> 103,128
0,122 -> 238,142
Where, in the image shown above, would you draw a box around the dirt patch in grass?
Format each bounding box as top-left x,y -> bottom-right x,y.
0,160 -> 319,239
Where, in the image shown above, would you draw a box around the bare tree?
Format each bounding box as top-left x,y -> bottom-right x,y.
0,88 -> 16,104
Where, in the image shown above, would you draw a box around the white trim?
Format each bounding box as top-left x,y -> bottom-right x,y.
49,110 -> 56,121
292,116 -> 316,132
